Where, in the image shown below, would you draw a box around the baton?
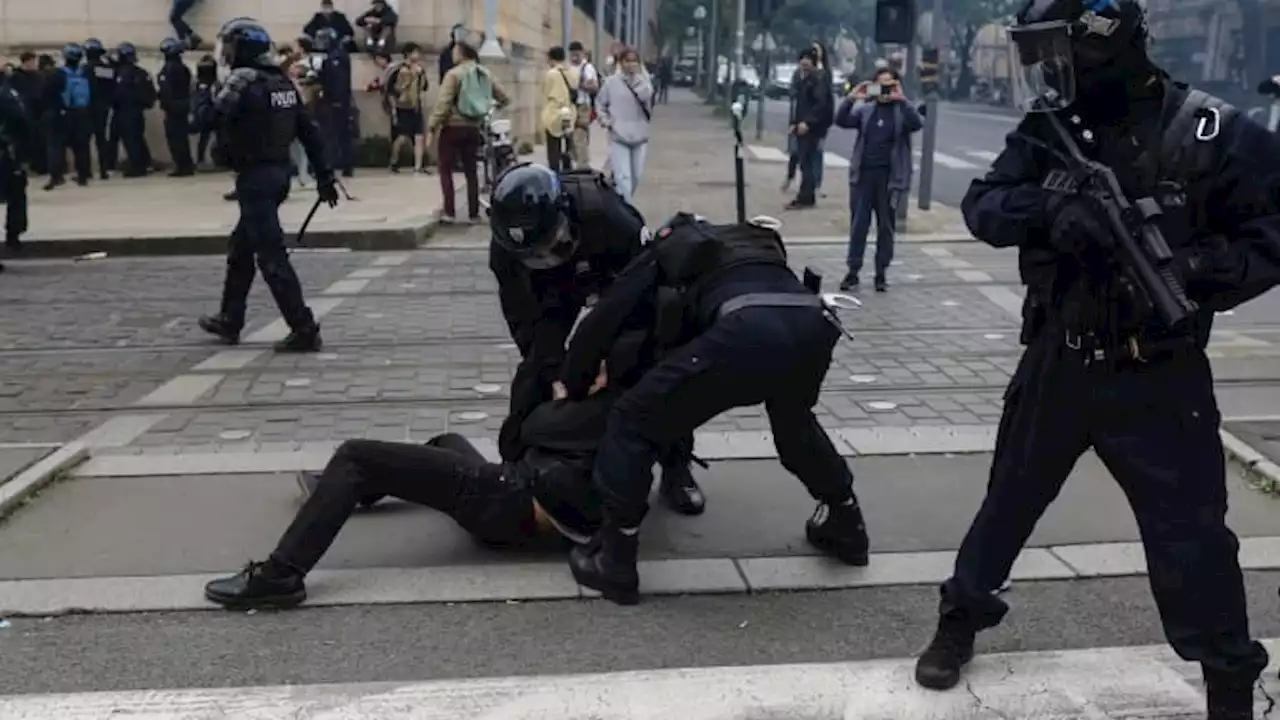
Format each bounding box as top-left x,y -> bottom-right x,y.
294,196 -> 323,248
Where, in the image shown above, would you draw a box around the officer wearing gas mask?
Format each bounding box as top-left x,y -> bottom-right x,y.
561,211 -> 869,605
488,163 -> 706,517
83,38 -> 115,179
0,70 -> 31,262
912,1 -> 1280,717
158,38 -> 195,177
195,18 -> 338,353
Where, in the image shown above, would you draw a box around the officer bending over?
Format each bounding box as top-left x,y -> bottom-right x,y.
563,213 -> 869,605
488,163 -> 706,516
196,19 -> 337,353
0,71 -> 31,264
912,1 -> 1280,717
157,38 -> 195,177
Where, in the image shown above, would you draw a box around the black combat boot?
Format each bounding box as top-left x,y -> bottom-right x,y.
1205,670 -> 1256,719
204,559 -> 306,610
805,499 -> 870,566
569,525 -> 640,606
198,314 -> 241,345
914,615 -> 976,690
274,326 -> 322,353
874,274 -> 888,293
658,464 -> 706,516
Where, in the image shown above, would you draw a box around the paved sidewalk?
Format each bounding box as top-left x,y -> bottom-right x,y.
18,173 -> 450,257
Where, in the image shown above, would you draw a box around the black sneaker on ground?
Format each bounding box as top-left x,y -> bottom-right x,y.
874,275 -> 888,293
198,315 -> 241,345
914,617 -> 976,690
658,464 -> 706,516
275,328 -> 322,353
204,560 -> 306,610
839,273 -> 858,291
804,501 -> 870,565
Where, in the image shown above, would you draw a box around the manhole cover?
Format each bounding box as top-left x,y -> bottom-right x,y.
696,180 -> 746,188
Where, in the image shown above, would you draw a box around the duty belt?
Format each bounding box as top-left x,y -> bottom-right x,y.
716,292 -> 823,319
1062,329 -> 1196,365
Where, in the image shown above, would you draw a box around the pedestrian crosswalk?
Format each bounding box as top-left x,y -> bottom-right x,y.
745,144 -> 998,170
3,642 -> 1268,718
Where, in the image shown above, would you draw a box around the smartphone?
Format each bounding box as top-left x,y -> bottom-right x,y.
879,83 -> 893,97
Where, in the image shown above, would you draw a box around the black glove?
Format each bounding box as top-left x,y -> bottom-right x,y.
317,177 -> 339,208
1046,194 -> 1105,255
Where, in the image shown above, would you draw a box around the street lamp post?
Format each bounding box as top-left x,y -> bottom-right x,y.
694,5 -> 707,90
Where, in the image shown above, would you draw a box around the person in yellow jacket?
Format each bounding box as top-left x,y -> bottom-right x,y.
540,45 -> 579,171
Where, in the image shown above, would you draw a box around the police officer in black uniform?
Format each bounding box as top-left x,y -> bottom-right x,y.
562,211 -> 869,605
83,39 -> 115,179
158,37 -> 195,177
113,42 -> 155,176
313,27 -> 354,178
488,163 -> 706,517
911,1 -> 1280,717
196,18 -> 337,353
0,71 -> 31,264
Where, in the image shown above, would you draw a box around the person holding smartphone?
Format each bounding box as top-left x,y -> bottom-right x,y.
834,68 -> 922,292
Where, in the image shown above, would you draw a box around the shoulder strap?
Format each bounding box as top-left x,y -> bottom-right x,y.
1160,88 -> 1236,183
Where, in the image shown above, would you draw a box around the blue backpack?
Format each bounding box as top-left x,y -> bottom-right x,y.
61,67 -> 91,109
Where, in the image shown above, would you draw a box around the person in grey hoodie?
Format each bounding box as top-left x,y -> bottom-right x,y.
834,67 -> 922,292
596,47 -> 653,202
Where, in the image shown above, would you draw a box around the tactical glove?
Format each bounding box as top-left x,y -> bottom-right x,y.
1046,194 -> 1105,256
317,177 -> 339,208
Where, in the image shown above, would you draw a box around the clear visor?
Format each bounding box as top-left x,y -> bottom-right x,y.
1007,21 -> 1076,112
214,37 -> 230,67
504,216 -> 578,270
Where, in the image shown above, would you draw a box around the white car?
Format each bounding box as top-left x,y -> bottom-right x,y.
768,62 -> 797,98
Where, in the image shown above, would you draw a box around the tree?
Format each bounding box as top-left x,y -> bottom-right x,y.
943,0 -> 1018,96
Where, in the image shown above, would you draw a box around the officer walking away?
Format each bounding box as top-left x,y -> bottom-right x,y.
158,38 -> 195,177
113,43 -> 157,177
196,18 -> 338,354
42,44 -> 92,191
0,70 -> 31,264
192,54 -> 219,168
83,39 -> 116,179
912,1 -> 1280,717
314,27 -> 354,177
562,212 -> 868,605
488,164 -> 707,517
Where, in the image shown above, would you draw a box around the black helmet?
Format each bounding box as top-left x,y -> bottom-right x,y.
84,38 -> 105,56
160,37 -> 185,57
62,43 -> 85,65
313,27 -> 339,52
490,163 -> 579,270
117,42 -> 137,62
218,17 -> 274,68
1008,0 -> 1149,112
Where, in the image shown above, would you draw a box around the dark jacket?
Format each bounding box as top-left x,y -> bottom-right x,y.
356,4 -> 399,28
791,68 -> 833,137
835,97 -> 922,191
9,69 -> 42,117
304,11 -> 356,42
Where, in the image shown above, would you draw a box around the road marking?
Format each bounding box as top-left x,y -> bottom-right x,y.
976,285 -> 1025,316
746,144 -> 790,162
370,254 -> 410,266
953,269 -> 995,282
930,151 -> 983,169
132,375 -> 224,406
822,151 -> 850,168
920,246 -> 953,257
191,349 -> 265,372
6,538 -> 1280,616
1,642 -> 1277,718
942,107 -> 1021,123
962,148 -> 1000,163
321,278 -> 371,295
243,297 -> 345,344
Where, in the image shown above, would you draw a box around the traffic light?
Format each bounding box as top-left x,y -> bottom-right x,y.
920,47 -> 940,94
875,0 -> 915,44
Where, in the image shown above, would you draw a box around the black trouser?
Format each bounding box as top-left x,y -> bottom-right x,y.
318,101 -> 353,174
219,164 -> 316,333
89,105 -> 114,174
271,436 -> 535,573
25,121 -> 46,175
847,165 -> 897,277
595,303 -> 854,528
0,157 -> 27,242
938,327 -> 1269,683
115,108 -> 149,175
47,109 -> 91,182
196,130 -> 214,165
170,0 -> 197,40
163,106 -> 193,172
794,133 -> 820,205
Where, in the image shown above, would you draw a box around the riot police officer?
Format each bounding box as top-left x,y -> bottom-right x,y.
196,18 -> 337,353
912,1 -> 1280,717
113,42 -> 156,176
312,27 -> 354,178
560,211 -> 869,606
158,37 -> 195,177
45,43 -> 92,190
488,163 -> 706,516
83,38 -> 115,179
0,71 -> 30,263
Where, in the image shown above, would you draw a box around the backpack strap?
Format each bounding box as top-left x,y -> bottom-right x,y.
1160,88 -> 1236,185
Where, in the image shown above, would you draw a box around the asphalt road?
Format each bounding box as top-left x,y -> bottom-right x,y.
753,97 -> 1019,207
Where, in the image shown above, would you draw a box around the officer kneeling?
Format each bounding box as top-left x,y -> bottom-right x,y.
488,163 -> 706,516
562,212 -> 869,605
913,1 -> 1280,717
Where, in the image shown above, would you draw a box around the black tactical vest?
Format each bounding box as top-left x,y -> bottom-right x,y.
650,212 -> 789,288
223,69 -> 301,168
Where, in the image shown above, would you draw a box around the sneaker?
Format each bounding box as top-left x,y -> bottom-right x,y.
804,500 -> 869,566
914,617 -> 976,690
839,273 -> 858,291
204,560 -> 306,610
874,275 -> 888,293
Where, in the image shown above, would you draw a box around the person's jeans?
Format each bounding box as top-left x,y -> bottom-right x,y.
847,165 -> 897,277
809,136 -> 826,192
170,0 -> 197,39
607,140 -> 648,201
437,125 -> 482,219
794,134 -> 820,205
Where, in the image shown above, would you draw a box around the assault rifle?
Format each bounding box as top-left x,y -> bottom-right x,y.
1044,113 -> 1198,329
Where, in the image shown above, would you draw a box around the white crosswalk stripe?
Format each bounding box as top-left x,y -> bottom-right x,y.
5,641 -> 1272,718
962,148 -> 1000,163
747,144 -> 997,170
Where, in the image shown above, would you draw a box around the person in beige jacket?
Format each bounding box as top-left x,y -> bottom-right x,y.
427,41 -> 509,222
540,46 -> 579,171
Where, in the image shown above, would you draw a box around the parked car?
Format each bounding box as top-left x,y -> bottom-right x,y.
766,62 -> 796,99
673,60 -> 696,87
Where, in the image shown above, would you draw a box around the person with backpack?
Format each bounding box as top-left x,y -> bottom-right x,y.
595,47 -> 653,202
112,42 -> 156,177
42,44 -> 92,190
427,40 -> 508,223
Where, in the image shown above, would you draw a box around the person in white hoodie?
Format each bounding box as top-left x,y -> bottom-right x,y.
595,47 -> 654,202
